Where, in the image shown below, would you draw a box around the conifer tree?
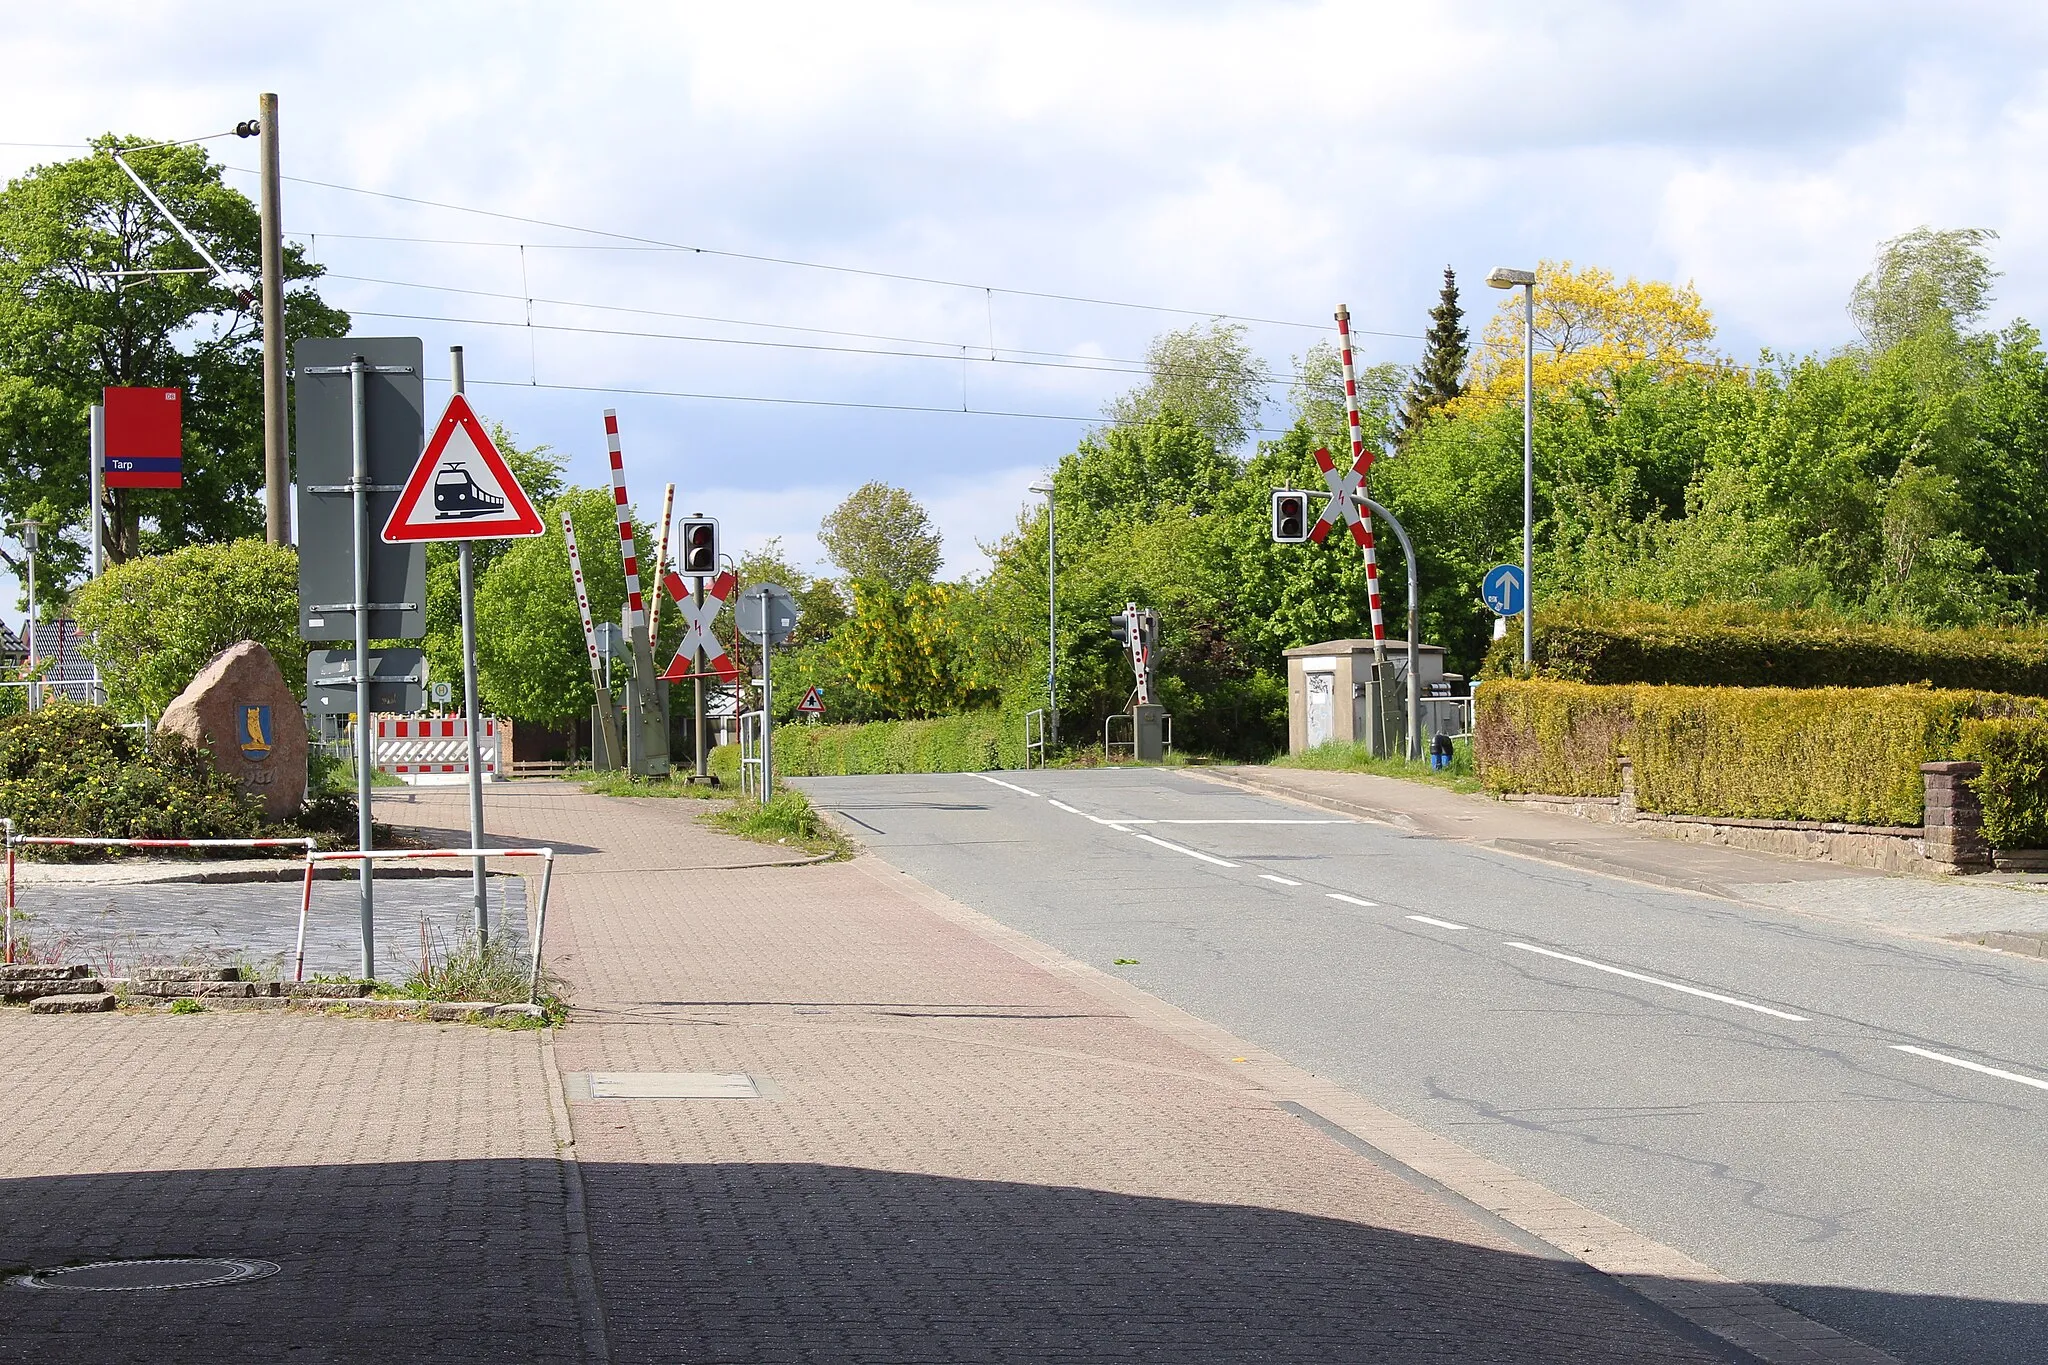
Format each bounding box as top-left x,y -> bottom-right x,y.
1400,267 -> 1468,440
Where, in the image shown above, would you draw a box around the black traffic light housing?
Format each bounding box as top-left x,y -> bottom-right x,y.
679,515 -> 719,575
1271,489 -> 1310,544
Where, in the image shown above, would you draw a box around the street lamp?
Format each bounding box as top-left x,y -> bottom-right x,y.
1486,265 -> 1536,665
1029,482 -> 1057,744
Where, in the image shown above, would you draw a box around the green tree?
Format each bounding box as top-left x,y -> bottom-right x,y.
0,136 -> 347,599
69,539 -> 301,720
1289,343 -> 1404,461
1400,266 -> 1468,437
1105,320 -> 1268,451
1849,226 -> 1999,352
829,580 -> 991,720
471,489 -> 634,726
818,482 -> 943,590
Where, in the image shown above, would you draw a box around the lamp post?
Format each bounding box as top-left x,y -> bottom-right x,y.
1029,482 -> 1057,745
1486,265 -> 1536,665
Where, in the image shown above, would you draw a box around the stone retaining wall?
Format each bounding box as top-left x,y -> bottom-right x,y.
1505,759 -> 2020,875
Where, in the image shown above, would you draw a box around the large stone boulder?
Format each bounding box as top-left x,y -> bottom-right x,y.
158,641 -> 308,821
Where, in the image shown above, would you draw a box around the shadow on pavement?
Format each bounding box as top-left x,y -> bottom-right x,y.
1,1160 -> 2038,1364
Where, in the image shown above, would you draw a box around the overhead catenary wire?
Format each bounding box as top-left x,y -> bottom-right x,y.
339,306 -> 1328,393
217,164 -> 1420,339
401,372 -> 1302,436
312,269 -> 1385,387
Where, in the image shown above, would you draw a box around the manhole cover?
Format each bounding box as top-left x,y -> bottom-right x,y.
7,1257 -> 280,1292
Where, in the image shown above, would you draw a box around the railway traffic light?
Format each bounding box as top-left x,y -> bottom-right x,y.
1109,610 -> 1132,647
1271,490 -> 1309,544
679,515 -> 720,575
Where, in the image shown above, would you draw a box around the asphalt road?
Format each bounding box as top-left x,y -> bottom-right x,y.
795,768 -> 2048,1365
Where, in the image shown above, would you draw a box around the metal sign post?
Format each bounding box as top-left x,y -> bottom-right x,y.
449,348 -> 487,944
295,337 -> 427,979
348,357 -> 375,974
378,356 -> 544,948
736,583 -> 799,804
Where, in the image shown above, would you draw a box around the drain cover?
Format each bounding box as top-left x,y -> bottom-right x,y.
7,1258 -> 279,1292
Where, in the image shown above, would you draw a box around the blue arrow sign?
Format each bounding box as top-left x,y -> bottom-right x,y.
1481,564 -> 1525,616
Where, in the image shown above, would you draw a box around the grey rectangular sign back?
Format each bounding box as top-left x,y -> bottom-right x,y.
306,647 -> 425,716
295,336 -> 427,641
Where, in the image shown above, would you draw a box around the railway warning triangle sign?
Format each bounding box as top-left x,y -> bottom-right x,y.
382,394 -> 546,542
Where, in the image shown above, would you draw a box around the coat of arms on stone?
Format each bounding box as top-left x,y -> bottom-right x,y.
159,642 -> 306,820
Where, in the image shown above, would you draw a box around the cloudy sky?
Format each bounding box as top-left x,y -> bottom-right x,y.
6,0 -> 2048,607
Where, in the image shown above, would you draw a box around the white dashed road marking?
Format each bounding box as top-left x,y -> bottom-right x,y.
1892,1044 -> 2048,1094
1505,942 -> 1809,1022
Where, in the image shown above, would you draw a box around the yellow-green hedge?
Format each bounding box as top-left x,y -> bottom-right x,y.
1958,718 -> 2048,849
1476,680 -> 2043,827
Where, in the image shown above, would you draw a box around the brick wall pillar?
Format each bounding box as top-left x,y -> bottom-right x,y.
1922,761 -> 1990,872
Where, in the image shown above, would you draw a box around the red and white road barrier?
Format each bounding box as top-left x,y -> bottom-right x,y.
1334,304 -> 1386,647
602,410 -> 647,633
3,828 -> 315,967
648,481 -> 676,645
562,510 -> 606,673
299,847 -> 557,999
372,716 -> 500,781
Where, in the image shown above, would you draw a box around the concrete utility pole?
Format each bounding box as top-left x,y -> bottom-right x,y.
258,93 -> 288,545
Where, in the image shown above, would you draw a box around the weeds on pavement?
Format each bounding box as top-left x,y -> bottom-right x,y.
400,927 -> 568,1025
702,785 -> 851,859
1272,738 -> 1484,793
574,769 -> 726,800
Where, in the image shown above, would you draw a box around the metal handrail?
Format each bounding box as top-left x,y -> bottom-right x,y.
1023,709 -> 1046,769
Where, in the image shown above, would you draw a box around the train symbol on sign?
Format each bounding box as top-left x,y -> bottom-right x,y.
433,463 -> 506,518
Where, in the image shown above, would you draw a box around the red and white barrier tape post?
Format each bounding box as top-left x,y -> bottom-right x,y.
4,833 -> 316,968
602,410 -> 646,634
1334,303 -> 1387,657
298,847 -> 556,999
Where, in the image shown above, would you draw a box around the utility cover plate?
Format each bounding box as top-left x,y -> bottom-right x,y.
579,1071 -> 762,1100
7,1258 -> 280,1292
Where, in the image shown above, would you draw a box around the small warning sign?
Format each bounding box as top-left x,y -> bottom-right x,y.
797,686 -> 825,715
382,394 -> 545,542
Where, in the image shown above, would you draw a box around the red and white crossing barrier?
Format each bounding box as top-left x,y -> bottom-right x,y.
1334,304 -> 1387,648
298,847 -> 557,998
602,410 -> 647,633
3,827 -> 316,967
372,716 -> 500,782
648,481 -> 676,645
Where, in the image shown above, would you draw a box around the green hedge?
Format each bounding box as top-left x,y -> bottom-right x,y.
1476,680 -> 2042,826
1480,600 -> 2048,694
1959,718 -> 2048,849
0,701 -> 266,852
711,711 -> 1026,780
1472,681 -> 1633,798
